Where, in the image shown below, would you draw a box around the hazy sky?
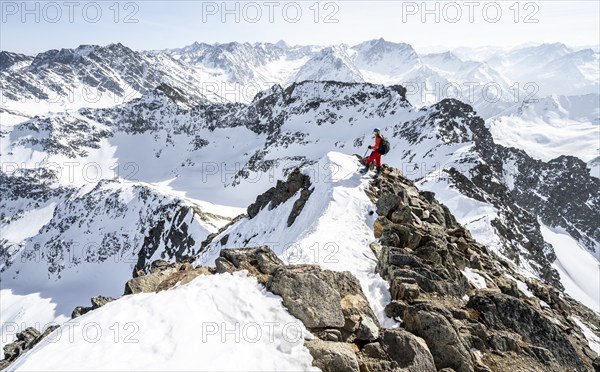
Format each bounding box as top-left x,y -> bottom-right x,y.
1,0 -> 599,54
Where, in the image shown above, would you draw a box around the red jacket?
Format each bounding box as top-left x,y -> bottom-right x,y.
372,135 -> 382,151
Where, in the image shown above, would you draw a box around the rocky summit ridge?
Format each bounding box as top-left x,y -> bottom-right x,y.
4,159 -> 598,372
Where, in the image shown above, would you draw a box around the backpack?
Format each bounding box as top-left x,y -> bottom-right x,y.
379,137 -> 390,155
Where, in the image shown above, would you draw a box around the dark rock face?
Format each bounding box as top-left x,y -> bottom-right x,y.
247,168 -> 313,227
467,292 -> 586,371
135,205 -> 198,275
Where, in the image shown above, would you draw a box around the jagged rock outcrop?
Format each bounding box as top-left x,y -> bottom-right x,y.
215,246 -> 283,283
186,162 -> 599,371
0,326 -> 59,370
72,296 -> 116,318
125,259 -> 211,294
367,164 -> 599,372
247,168 -> 313,227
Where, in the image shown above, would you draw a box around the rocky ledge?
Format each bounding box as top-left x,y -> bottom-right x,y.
367,164 -> 599,372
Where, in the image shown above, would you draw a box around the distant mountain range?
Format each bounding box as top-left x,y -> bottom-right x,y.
2,39 -> 598,119
1,40 -> 598,368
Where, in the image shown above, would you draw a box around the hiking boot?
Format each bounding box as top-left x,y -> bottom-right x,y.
359,165 -> 369,174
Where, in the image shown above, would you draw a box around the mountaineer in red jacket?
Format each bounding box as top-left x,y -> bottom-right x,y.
360,128 -> 383,176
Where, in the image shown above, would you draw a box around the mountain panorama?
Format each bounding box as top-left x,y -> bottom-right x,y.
0,39 -> 599,371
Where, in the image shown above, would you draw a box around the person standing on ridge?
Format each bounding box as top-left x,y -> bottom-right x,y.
360,128 -> 384,176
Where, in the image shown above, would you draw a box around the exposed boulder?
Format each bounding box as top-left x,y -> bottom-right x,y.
267,265 -> 346,328
380,328 -> 437,372
403,304 -> 475,372
72,295 -> 116,318
124,273 -> 168,294
305,339 -> 360,372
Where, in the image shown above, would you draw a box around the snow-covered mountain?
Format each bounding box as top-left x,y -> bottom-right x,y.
0,43 -> 216,125
486,43 -> 600,97
1,39 -> 599,370
0,51 -> 33,71
351,39 -> 421,79
2,81 -> 598,321
158,39 -> 598,121
162,41 -> 314,103
292,46 -> 364,83
4,39 -> 596,119
489,93 -> 600,177
4,152 -> 599,371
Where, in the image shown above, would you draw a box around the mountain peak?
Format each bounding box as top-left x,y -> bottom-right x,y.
292,47 -> 364,83
354,38 -> 415,52
0,51 -> 33,70
275,40 -> 289,49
